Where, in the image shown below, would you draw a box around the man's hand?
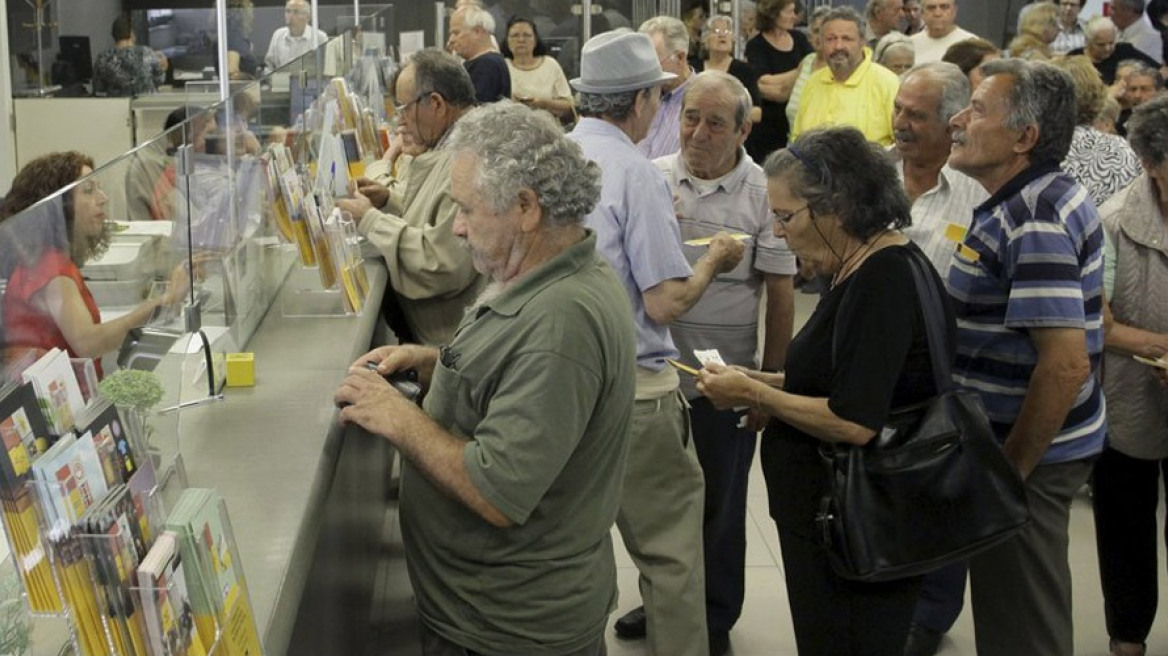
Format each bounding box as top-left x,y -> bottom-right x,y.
354,177 -> 389,209
334,366 -> 422,439
353,344 -> 438,390
336,191 -> 376,222
705,232 -> 746,274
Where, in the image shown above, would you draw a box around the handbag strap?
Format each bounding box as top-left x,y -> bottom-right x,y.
831,246 -> 955,395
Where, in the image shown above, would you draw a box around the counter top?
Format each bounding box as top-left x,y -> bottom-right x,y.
27,259 -> 387,656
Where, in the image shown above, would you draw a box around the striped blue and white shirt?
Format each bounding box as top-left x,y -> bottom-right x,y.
948,162 -> 1107,465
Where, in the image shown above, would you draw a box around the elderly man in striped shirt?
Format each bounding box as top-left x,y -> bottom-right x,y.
947,58 -> 1106,656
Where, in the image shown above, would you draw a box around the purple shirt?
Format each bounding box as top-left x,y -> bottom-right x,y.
637,74 -> 693,159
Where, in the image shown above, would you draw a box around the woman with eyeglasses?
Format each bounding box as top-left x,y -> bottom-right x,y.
696,15 -> 763,123
501,17 -> 575,124
0,152 -> 187,378
695,127 -> 956,655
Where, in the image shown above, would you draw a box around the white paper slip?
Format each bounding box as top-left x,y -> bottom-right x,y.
694,349 -> 726,367
684,233 -> 750,246
1133,355 -> 1168,370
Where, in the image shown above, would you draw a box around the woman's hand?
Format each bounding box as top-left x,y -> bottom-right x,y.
161,263 -> 191,306
696,362 -> 759,411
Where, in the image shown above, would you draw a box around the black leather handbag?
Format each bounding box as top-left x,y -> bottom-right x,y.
814,250 -> 1030,583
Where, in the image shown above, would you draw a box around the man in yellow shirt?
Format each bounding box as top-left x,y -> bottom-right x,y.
792,6 -> 900,145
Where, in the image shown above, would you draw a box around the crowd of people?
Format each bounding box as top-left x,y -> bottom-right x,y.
4,1 -> 1168,656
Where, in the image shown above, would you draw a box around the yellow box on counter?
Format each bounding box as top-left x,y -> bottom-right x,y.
225,353 -> 256,387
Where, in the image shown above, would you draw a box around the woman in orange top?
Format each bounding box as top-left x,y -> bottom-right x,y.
0,151 -> 186,377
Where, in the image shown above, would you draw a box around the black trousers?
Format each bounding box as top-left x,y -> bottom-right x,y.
1092,445 -> 1168,644
777,526 -> 923,656
689,397 -> 758,635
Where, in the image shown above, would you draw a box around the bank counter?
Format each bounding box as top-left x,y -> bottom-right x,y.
0,12 -> 405,654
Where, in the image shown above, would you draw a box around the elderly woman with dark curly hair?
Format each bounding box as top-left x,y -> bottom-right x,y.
696,126 -> 956,655
1092,93 -> 1168,656
0,152 -> 186,377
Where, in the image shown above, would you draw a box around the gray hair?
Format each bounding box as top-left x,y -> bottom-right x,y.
875,32 -> 914,61
640,16 -> 690,55
1125,61 -> 1164,87
408,48 -> 477,109
576,89 -> 642,121
903,61 -> 971,123
1127,94 -> 1168,164
980,59 -> 1076,165
866,0 -> 898,20
763,127 -> 911,240
820,6 -> 867,38
1086,16 -> 1117,40
459,4 -> 496,34
447,101 -> 601,228
705,14 -> 734,35
684,71 -> 754,129
1112,0 -> 1146,12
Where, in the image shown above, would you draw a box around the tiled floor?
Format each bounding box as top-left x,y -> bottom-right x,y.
372,292 -> 1168,655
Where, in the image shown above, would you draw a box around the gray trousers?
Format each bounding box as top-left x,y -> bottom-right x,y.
418,622 -> 607,656
615,391 -> 709,656
969,458 -> 1094,656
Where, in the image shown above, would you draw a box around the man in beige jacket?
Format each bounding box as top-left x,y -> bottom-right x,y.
337,48 -> 486,346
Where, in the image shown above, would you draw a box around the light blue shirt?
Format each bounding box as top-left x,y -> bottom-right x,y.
568,118 -> 693,369
636,74 -> 693,159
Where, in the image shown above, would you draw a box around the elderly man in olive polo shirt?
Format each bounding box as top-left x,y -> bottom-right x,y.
335,101 -> 636,656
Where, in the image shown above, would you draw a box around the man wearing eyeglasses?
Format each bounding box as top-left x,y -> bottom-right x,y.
264,0 -> 328,70
336,48 -> 486,347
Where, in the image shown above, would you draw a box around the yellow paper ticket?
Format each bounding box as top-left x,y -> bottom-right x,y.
684,233 -> 751,246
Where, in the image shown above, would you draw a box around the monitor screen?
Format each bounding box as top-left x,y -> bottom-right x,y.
57,36 -> 93,82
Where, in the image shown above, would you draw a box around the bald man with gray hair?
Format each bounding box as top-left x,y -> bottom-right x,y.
653,71 -> 796,656
893,62 -> 986,280
448,3 -> 510,102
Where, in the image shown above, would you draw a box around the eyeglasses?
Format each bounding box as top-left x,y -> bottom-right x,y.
771,205 -> 811,225
394,91 -> 429,115
709,28 -> 733,35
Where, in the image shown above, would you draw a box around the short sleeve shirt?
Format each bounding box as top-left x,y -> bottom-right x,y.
93,45 -> 164,96
568,118 -> 694,369
947,162 -> 1107,463
464,52 -> 511,103
401,232 -> 636,655
654,150 -> 796,395
793,50 -> 900,146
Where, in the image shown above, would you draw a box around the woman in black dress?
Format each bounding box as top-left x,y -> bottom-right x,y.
744,0 -> 813,163
696,127 -> 956,655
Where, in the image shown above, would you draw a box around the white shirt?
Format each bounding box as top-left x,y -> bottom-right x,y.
908,26 -> 978,64
892,152 -> 988,281
1119,16 -> 1163,64
265,26 -> 329,70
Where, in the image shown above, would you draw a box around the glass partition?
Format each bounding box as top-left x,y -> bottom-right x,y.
0,7 -> 395,651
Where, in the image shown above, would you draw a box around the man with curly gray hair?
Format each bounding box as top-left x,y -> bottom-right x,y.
335,101 -> 636,656
568,30 -> 745,656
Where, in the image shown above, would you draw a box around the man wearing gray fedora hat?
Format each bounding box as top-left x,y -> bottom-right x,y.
567,29 -> 746,656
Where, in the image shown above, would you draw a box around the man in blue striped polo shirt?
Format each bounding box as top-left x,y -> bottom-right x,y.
947,59 -> 1106,656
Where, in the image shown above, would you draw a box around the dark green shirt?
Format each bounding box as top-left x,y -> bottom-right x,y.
401,231 -> 636,655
